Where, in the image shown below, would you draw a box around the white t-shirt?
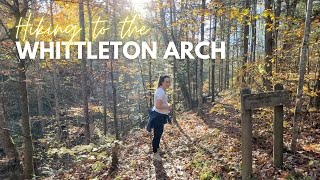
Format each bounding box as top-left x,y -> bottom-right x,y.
152,87 -> 170,114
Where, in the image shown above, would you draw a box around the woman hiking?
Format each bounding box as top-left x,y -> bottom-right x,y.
147,75 -> 172,161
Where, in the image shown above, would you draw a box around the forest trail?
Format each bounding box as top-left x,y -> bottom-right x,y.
114,96 -> 243,179
39,93 -> 320,180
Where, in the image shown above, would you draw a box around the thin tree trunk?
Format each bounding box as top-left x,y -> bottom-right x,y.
209,16 -> 212,93
86,0 -> 94,74
86,0 -> 94,102
236,20 -> 239,70
111,0 -> 119,140
211,17 -> 217,102
187,30 -> 192,108
291,0 -> 314,153
193,31 -> 197,106
103,0 -> 109,136
169,0 -> 177,122
197,0 -> 205,116
50,0 -> 62,142
264,0 -> 273,90
79,0 -> 91,144
110,0 -> 119,170
219,16 -> 224,92
19,58 -> 35,179
225,0 -> 232,89
103,61 -> 107,135
231,27 -> 235,88
242,0 -> 250,86
35,57 -> 43,116
274,0 -> 281,73
149,53 -> 152,108
315,48 -> 320,108
251,0 -> 257,63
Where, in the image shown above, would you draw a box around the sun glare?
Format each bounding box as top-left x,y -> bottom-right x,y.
130,0 -> 150,14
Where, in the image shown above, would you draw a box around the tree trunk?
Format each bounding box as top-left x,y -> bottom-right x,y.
86,0 -> 94,128
211,17 -> 217,102
209,16 -> 212,93
103,61 -> 107,135
274,0 -> 281,73
219,16 -> 224,92
169,0 -> 177,122
111,0 -> 119,140
231,24 -> 235,88
34,57 -> 43,116
186,31 -> 192,108
102,0 -> 110,136
193,31 -> 197,107
242,0 -> 250,86
149,54 -> 152,108
251,0 -> 257,63
291,0 -> 314,153
86,0 -> 94,74
225,0 -> 232,89
49,0 -> 62,142
197,0 -> 205,117
264,0 -> 273,90
315,49 -> 320,108
79,0 -> 91,144
19,58 -> 35,179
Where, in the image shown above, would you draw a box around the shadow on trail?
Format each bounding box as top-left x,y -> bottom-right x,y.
147,131 -> 170,179
153,159 -> 170,180
174,121 -> 224,164
161,137 -> 183,177
203,101 -> 241,139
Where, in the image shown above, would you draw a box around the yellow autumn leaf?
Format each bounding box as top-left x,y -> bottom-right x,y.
262,10 -> 270,18
242,8 -> 250,16
308,107 -> 317,112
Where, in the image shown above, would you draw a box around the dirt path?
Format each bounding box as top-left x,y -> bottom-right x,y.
115,100 -> 243,179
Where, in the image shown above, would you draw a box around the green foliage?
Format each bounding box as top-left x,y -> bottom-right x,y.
47,142 -> 113,159
285,171 -> 304,180
200,168 -> 220,180
190,149 -> 221,180
91,161 -> 107,172
209,104 -> 229,115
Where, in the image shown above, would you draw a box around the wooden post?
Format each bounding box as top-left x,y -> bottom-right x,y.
241,88 -> 252,180
273,83 -> 284,167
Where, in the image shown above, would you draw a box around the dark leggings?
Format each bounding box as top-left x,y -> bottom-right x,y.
152,123 -> 164,153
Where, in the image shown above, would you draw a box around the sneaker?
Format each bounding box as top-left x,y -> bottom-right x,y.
152,152 -> 162,161
157,148 -> 165,155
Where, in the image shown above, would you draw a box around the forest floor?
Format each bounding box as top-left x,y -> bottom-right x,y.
42,91 -> 320,180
